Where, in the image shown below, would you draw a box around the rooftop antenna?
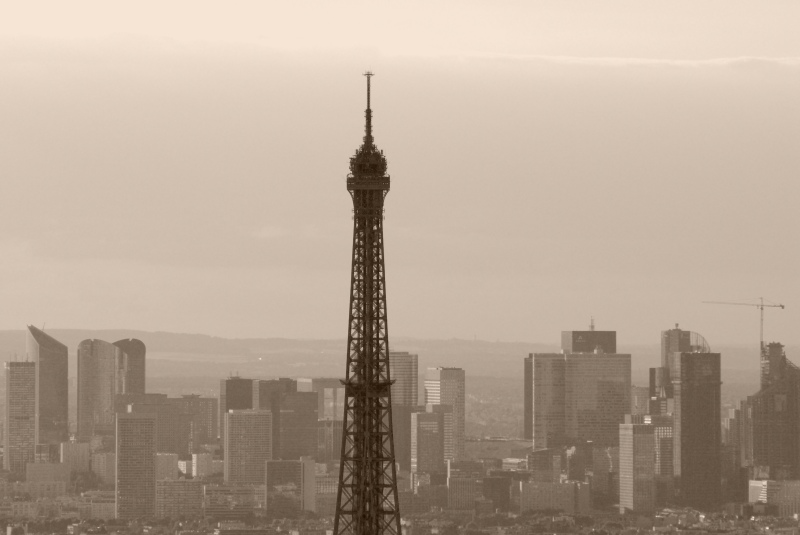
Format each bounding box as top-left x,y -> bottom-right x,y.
363,70 -> 374,145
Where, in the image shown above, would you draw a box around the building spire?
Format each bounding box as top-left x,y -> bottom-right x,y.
364,71 -> 374,145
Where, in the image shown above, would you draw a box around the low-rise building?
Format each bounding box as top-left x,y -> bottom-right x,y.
519,480 -> 591,515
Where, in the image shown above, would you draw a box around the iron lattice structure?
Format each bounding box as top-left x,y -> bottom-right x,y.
333,72 -> 401,535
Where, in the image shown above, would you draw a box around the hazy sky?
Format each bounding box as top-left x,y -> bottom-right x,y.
1,2 -> 799,346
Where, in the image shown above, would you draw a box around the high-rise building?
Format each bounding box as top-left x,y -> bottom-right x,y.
742,343 -> 800,481
27,326 -> 68,445
317,419 -> 343,465
116,393 -> 196,457
298,377 -> 345,421
619,419 -> 655,514
524,355 -> 533,440
390,352 -> 419,473
389,352 -> 418,406
411,410 -> 446,475
113,339 -> 146,395
218,377 -> 254,447
646,414 -> 674,505
562,330 -> 616,354
172,394 -> 219,447
333,73 -> 401,535
116,412 -> 156,520
78,338 -> 147,440
672,351 -> 721,509
425,368 -> 466,460
392,404 -> 423,472
224,409 -> 272,485
265,456 -> 316,518
4,361 -> 37,475
278,392 -> 318,460
531,331 -> 631,450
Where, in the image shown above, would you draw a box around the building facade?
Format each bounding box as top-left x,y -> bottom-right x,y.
532,332 -> 631,450
116,412 -> 156,520
27,326 -> 69,445
219,377 -> 254,447
673,351 -> 722,509
78,338 -> 146,440
424,368 -> 466,460
619,421 -> 655,514
224,409 -> 272,485
265,457 -> 316,518
4,361 -> 37,475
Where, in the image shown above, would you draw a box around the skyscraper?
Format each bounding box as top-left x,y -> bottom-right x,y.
389,352 -> 420,473
218,376 -> 254,447
424,367 -> 466,460
619,418 -> 655,514
298,377 -> 345,421
116,412 -> 156,520
27,326 -> 68,444
524,355 -> 533,440
389,352 -> 418,406
4,361 -> 37,475
531,330 -> 631,450
672,351 -> 721,509
78,338 -> 147,440
741,342 -> 800,480
411,410 -> 447,475
334,73 -> 401,535
224,409 -> 272,485
113,339 -> 146,395
172,394 -> 219,446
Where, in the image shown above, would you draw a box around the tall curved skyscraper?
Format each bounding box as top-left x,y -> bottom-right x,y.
114,338 -> 146,394
77,338 -> 146,440
26,325 -> 68,444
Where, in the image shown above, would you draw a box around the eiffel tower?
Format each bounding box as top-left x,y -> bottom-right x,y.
333,72 -> 401,535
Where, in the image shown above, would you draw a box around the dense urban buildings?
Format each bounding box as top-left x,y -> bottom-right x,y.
26,325 -> 69,445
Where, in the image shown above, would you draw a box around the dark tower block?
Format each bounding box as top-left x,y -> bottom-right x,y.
334,72 -> 401,535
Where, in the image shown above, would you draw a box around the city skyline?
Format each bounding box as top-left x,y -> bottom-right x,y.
1,4 -> 799,346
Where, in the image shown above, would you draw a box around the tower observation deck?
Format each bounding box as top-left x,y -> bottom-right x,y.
333,72 -> 401,535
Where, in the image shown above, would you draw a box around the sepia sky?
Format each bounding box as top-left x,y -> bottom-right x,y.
1,1 -> 799,346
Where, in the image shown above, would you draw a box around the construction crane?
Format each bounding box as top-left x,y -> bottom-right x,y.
703,297 -> 785,351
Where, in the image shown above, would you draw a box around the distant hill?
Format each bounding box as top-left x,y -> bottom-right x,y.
0,329 -> 779,387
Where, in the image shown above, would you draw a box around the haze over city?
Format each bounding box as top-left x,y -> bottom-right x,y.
2,1 -> 799,346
